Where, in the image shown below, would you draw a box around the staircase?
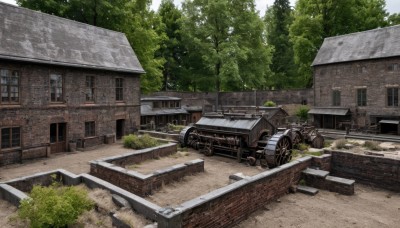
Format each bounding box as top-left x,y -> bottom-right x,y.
298,168 -> 355,196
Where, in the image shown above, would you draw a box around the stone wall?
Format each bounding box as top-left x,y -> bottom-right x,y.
328,150 -> 400,192
0,60 -> 141,165
149,89 -> 313,109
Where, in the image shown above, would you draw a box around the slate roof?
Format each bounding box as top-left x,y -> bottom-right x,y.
312,25 -> 400,66
141,105 -> 189,116
196,116 -> 262,131
0,2 -> 144,74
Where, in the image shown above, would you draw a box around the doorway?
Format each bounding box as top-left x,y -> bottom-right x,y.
50,123 -> 66,153
116,119 -> 125,139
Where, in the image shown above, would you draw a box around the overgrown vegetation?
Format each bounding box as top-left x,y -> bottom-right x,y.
295,105 -> 309,122
123,134 -> 161,149
364,141 -> 382,151
167,124 -> 186,132
18,183 -> 94,228
263,100 -> 276,107
297,143 -> 309,151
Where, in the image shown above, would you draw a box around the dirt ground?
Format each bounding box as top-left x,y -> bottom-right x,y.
141,151 -> 263,206
236,184 -> 400,228
1,141 -> 400,227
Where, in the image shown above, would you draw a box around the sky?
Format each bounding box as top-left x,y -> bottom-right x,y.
1,0 -> 399,16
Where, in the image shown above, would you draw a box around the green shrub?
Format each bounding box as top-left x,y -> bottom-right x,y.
263,100 -> 276,107
123,134 -> 159,149
296,105 -> 310,122
18,185 -> 93,228
334,139 -> 347,149
298,143 -> 309,151
364,140 -> 382,151
168,124 -> 186,132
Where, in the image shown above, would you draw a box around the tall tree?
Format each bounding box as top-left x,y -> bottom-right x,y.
289,0 -> 388,88
17,0 -> 165,93
387,13 -> 400,26
181,0 -> 272,92
265,0 -> 296,89
157,0 -> 184,91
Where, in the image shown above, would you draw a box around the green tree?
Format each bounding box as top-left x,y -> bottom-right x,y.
157,0 -> 185,91
181,0 -> 272,92
289,0 -> 388,88
387,13 -> 400,26
17,0 -> 165,93
265,0 -> 296,89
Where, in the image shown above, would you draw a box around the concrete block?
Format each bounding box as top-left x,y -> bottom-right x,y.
326,175 -> 355,186
297,185 -> 319,196
302,168 -> 330,178
112,194 -> 131,208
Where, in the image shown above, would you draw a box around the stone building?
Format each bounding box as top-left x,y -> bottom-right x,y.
0,3 -> 144,165
310,25 -> 400,134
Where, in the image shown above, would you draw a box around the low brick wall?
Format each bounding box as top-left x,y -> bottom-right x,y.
100,143 -> 177,167
22,146 -> 48,160
157,157 -> 312,228
310,154 -> 332,171
91,159 -> 204,197
0,149 -> 21,166
328,150 -> 400,192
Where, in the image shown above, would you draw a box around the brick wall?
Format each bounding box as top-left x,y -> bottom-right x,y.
156,157 -> 312,228
313,57 -> 400,126
328,150 -> 400,192
310,154 -> 332,171
0,60 -> 141,165
91,159 -> 204,197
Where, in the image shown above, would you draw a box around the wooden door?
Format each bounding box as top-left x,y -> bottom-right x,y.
116,119 -> 125,139
50,123 -> 66,153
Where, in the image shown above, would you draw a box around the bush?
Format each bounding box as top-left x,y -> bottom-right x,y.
296,105 -> 310,122
263,100 -> 276,107
334,139 -> 347,149
364,140 -> 382,151
123,134 -> 159,149
18,184 -> 93,228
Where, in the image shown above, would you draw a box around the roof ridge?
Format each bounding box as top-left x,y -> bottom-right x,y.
324,24 -> 400,41
0,1 -> 126,35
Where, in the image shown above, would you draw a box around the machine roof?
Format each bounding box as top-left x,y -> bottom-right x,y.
0,2 -> 144,74
196,116 -> 262,131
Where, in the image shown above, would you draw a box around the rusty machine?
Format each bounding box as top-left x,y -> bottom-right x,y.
179,113 -> 324,168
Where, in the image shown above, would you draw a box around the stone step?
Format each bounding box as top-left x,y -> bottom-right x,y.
325,175 -> 355,195
297,185 -> 319,196
302,168 -> 330,178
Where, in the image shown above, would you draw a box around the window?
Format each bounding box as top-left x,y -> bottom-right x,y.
357,89 -> 367,106
50,74 -> 63,102
388,63 -> 399,71
387,88 -> 399,107
332,90 -> 341,106
85,121 -> 95,137
1,127 -> 20,149
115,78 -> 124,101
1,69 -> 19,104
153,101 -> 160,108
85,76 -> 95,102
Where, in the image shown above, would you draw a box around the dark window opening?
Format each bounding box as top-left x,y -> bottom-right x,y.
86,76 -> 95,102
1,127 -> 20,149
1,69 -> 19,103
357,89 -> 367,106
387,88 -> 398,107
50,74 -> 63,102
115,78 -> 124,101
85,121 -> 95,137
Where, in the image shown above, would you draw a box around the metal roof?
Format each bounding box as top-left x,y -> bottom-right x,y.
312,25 -> 400,66
141,96 -> 181,101
379,120 -> 400,124
308,108 -> 350,116
196,116 -> 261,131
0,2 -> 144,74
141,105 -> 189,116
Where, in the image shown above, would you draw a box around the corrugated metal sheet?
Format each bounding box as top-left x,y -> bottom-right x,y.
312,25 -> 400,66
379,120 -> 399,124
141,96 -> 181,101
196,117 -> 261,130
0,2 -> 144,74
141,105 -> 189,116
308,108 -> 350,116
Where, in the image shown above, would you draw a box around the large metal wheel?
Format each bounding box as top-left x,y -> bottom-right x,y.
311,135 -> 324,149
179,126 -> 196,147
264,133 -> 292,168
291,130 -> 304,148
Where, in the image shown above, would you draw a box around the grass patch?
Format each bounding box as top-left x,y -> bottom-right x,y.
304,151 -> 323,156
123,134 -> 161,149
364,141 -> 382,151
298,143 -> 309,151
324,140 -> 333,148
170,152 -> 190,159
